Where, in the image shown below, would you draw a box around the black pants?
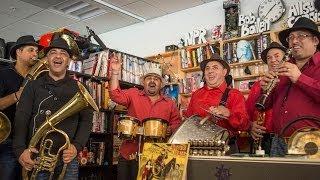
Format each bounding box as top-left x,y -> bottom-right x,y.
117,156 -> 138,180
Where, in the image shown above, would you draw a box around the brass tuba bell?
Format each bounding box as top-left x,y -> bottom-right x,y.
22,81 -> 99,180
0,112 -> 11,143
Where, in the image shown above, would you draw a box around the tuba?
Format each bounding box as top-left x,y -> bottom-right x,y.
22,81 -> 99,180
22,58 -> 48,87
255,48 -> 292,111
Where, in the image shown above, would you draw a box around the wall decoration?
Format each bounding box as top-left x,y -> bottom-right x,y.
236,40 -> 255,62
211,25 -> 224,40
223,0 -> 240,39
287,1 -> 320,27
183,28 -> 207,46
258,0 -> 286,23
238,13 -> 271,36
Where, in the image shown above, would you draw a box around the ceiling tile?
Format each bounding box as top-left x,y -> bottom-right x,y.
27,9 -> 80,29
0,0 -> 42,19
0,20 -> 53,42
144,0 -> 204,14
101,0 -> 139,7
0,12 -> 21,29
122,1 -> 166,19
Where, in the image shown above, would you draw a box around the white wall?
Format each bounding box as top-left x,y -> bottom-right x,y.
98,0 -> 315,57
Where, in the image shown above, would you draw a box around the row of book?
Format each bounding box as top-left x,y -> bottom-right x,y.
223,35 -> 270,63
180,44 -> 219,69
179,71 -> 203,94
70,49 -> 161,85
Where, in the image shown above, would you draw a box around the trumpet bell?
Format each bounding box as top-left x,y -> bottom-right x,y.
0,112 -> 11,143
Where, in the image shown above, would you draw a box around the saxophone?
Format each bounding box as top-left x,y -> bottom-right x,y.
22,81 -> 99,180
255,48 -> 292,111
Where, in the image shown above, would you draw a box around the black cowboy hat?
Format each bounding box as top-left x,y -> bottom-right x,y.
10,35 -> 42,60
261,42 -> 287,63
200,53 -> 230,75
44,37 -> 73,57
279,17 -> 320,49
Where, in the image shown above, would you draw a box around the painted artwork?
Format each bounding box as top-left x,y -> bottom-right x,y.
163,84 -> 179,104
137,143 -> 190,180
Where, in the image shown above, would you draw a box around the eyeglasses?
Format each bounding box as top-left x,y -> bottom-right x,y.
286,33 -> 313,42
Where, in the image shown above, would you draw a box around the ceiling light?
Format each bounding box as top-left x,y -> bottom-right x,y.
92,0 -> 146,22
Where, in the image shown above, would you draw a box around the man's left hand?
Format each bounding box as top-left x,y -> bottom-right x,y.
209,105 -> 230,118
277,62 -> 301,83
62,144 -> 77,164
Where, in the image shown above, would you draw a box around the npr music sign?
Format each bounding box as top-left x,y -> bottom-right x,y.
287,1 -> 320,27
238,13 -> 270,37
183,28 -> 208,46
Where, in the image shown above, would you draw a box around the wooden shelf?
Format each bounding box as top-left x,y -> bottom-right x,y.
223,31 -> 271,43
69,70 -> 109,81
229,59 -> 263,68
146,50 -> 179,59
181,40 -> 220,50
233,74 -> 260,81
181,66 -> 201,73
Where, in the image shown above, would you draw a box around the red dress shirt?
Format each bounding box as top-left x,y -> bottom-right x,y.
245,81 -> 273,133
184,82 -> 249,136
266,52 -> 320,136
110,87 -> 181,160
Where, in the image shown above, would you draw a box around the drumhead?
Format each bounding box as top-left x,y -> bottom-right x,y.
142,117 -> 168,125
119,115 -> 140,124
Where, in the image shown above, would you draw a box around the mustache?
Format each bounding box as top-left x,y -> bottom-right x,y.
148,82 -> 156,86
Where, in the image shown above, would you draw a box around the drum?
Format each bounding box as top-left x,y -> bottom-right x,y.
143,118 -> 168,139
117,116 -> 140,139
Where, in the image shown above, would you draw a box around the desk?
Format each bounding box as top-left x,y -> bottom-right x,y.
187,156 -> 320,180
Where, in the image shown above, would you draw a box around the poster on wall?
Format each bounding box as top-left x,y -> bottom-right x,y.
223,0 -> 240,39
137,143 -> 190,180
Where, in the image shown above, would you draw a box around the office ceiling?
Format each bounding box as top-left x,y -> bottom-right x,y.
0,0 -> 217,42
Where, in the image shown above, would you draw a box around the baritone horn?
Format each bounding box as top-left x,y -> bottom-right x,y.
255,48 -> 292,111
0,112 -> 11,143
22,81 -> 99,180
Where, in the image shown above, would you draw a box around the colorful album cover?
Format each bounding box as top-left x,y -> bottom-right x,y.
137,143 -> 190,180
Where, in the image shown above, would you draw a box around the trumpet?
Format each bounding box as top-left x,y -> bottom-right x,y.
255,48 -> 292,111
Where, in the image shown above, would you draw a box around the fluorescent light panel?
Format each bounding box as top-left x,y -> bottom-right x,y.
92,0 -> 146,22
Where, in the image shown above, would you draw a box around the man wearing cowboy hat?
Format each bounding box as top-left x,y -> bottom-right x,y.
184,53 -> 249,153
13,37 -> 93,179
246,42 -> 286,155
0,35 -> 41,180
109,54 -> 181,180
261,17 -> 320,156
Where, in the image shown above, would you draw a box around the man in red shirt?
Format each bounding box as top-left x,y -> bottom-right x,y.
184,53 -> 249,153
246,42 -> 286,155
261,17 -> 320,156
109,54 -> 181,180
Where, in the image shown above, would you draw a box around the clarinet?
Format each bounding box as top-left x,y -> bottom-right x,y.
255,48 -> 292,111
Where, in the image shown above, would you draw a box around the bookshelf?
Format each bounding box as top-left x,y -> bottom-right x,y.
69,50 -> 147,179
146,30 -> 280,117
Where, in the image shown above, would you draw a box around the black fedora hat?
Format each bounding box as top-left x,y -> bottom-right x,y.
261,42 -> 286,63
10,35 -> 42,60
200,53 -> 230,75
279,17 -> 320,49
44,37 -> 72,57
